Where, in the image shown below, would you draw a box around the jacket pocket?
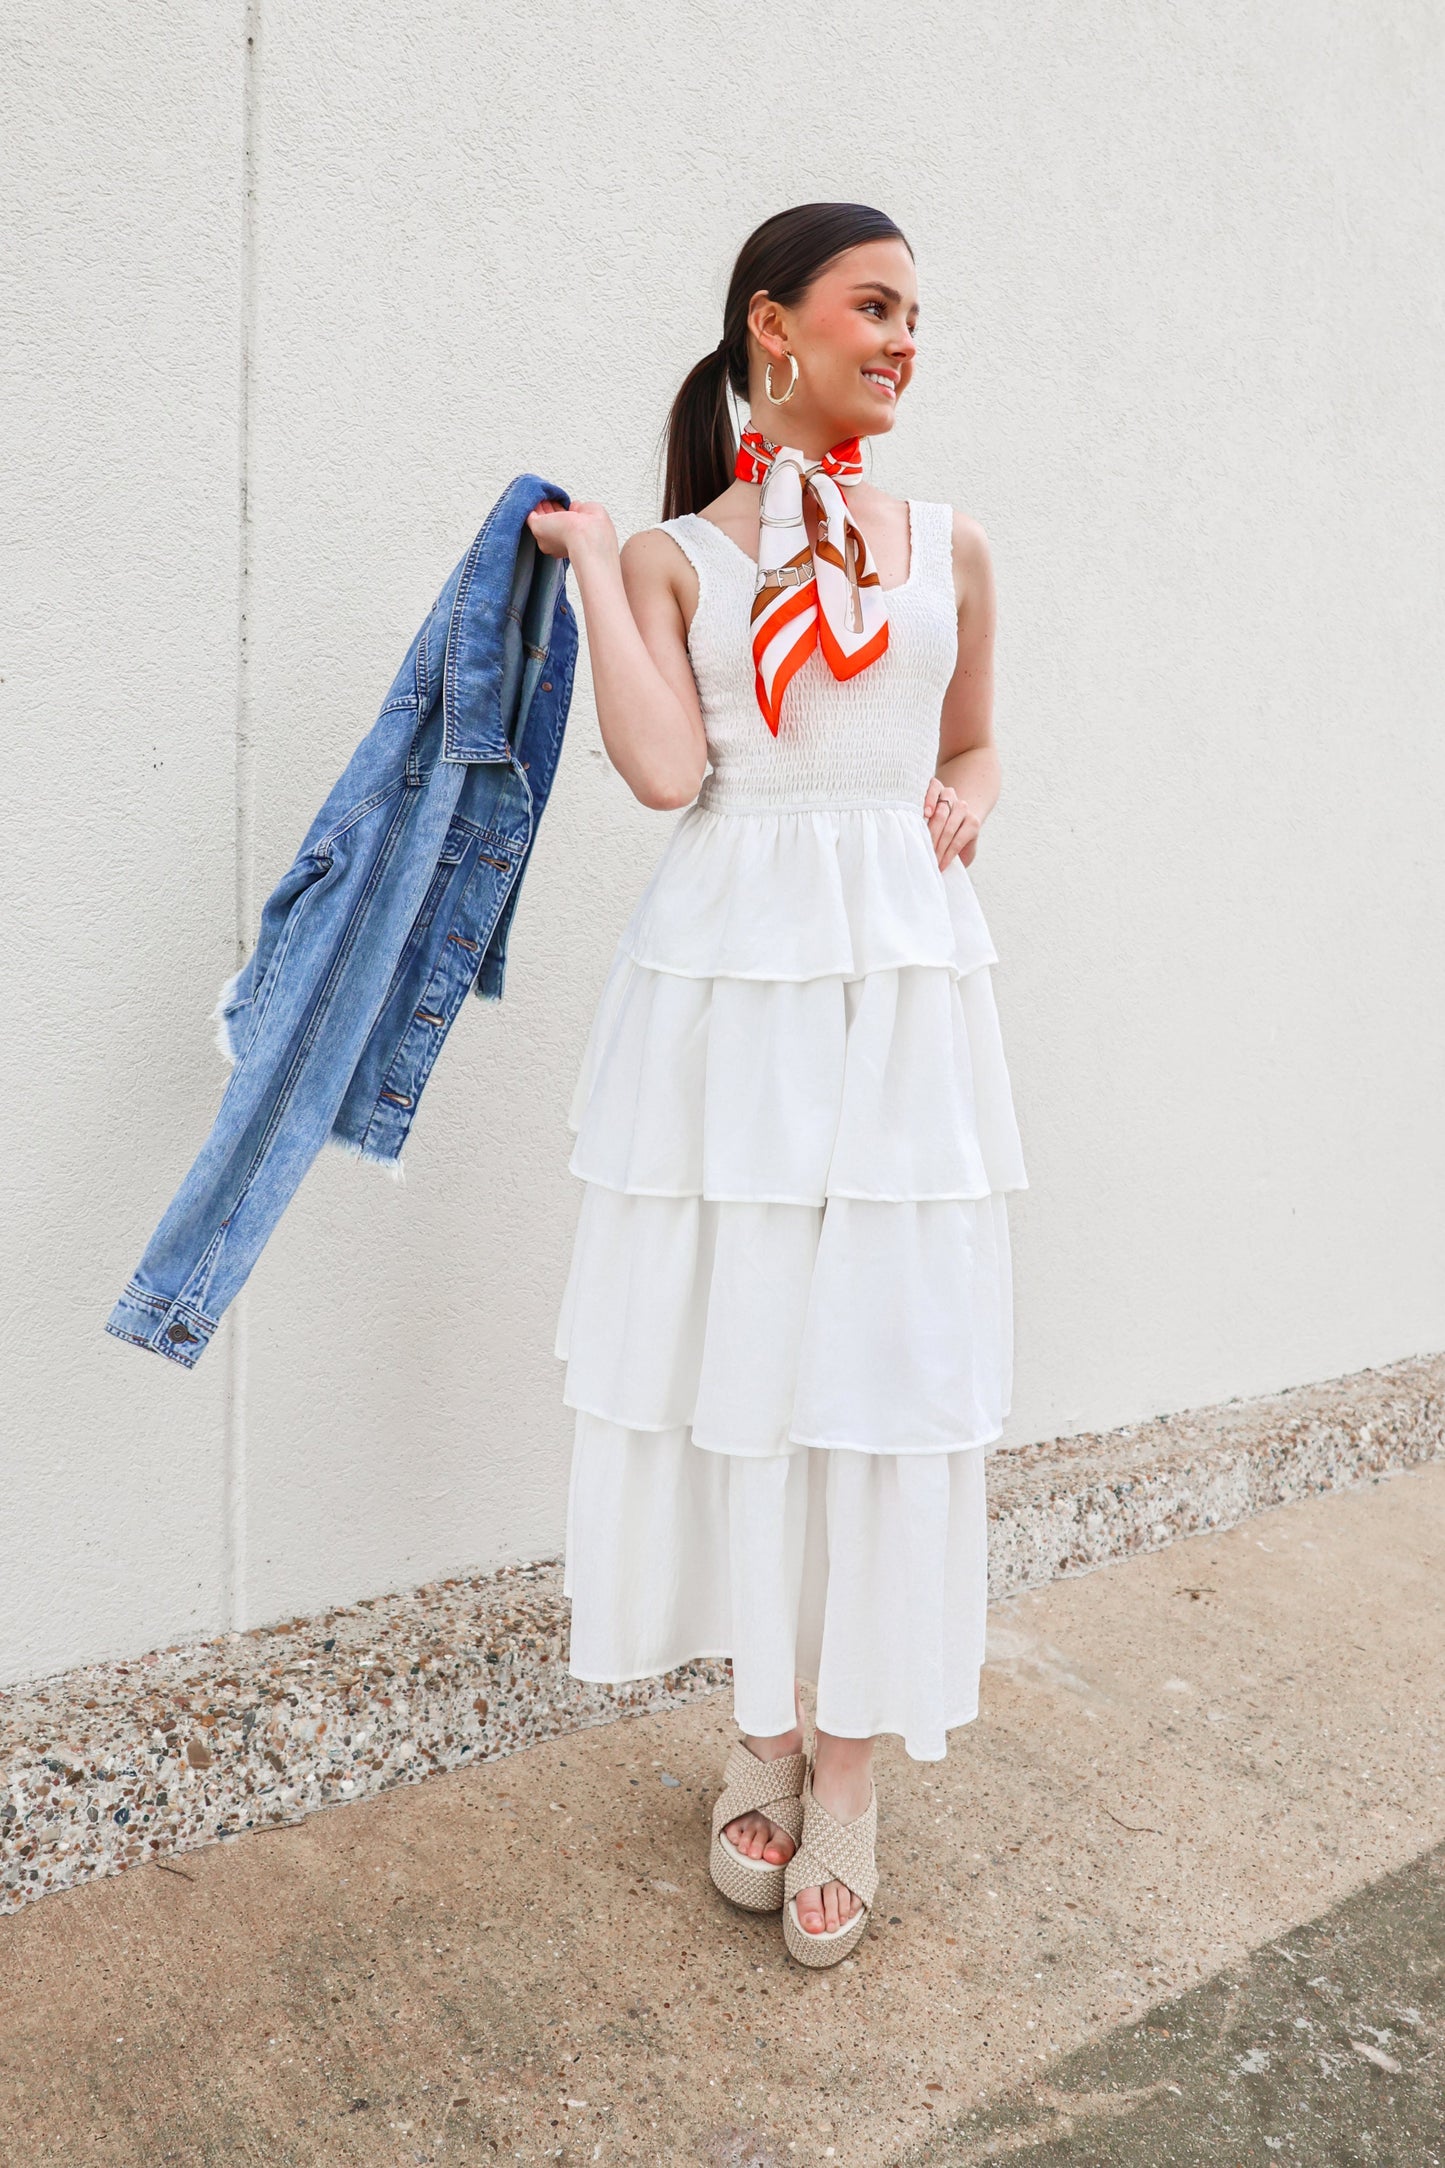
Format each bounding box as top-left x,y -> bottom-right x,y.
407,830 -> 469,938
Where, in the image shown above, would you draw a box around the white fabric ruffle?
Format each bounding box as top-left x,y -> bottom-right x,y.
555,786 -> 1026,1758
567,958 -> 1024,1204
555,1187 -> 1014,1455
563,1411 -> 990,1761
555,806 -> 1026,1457
617,802 -> 999,982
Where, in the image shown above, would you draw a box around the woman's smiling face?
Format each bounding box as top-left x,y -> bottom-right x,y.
746,236 -> 920,444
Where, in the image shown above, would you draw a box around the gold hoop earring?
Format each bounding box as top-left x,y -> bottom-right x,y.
764,352 -> 800,405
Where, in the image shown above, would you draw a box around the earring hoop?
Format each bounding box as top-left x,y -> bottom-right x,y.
764,352 -> 800,405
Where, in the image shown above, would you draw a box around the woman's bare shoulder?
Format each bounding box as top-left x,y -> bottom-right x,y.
940,505 -> 994,617
620,519 -> 694,581
944,503 -> 991,554
619,520 -> 699,633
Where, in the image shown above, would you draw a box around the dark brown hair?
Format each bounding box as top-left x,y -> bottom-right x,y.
659,201 -> 913,521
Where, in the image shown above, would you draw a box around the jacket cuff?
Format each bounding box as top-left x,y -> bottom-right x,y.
104,1283 -> 219,1368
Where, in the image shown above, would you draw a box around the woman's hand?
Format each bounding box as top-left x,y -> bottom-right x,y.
526,497 -> 617,563
924,776 -> 980,870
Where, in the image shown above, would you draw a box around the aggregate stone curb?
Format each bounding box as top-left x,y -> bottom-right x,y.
4,1351 -> 1440,1917
984,1351 -> 1445,1593
1,1566 -> 730,1918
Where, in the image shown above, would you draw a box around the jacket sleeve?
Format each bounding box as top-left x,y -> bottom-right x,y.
210,843 -> 337,1065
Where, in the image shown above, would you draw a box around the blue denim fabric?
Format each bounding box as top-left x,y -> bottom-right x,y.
106,471 -> 577,1369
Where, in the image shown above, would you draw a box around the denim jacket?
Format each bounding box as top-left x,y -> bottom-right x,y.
106,471 -> 577,1369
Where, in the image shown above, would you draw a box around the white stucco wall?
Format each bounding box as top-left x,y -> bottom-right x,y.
4,1 -> 1442,1683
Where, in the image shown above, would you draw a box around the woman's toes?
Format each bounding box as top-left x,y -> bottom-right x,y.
790,1880 -> 864,1934
730,1811 -> 776,1860
724,1812 -> 794,1864
807,1880 -> 855,1934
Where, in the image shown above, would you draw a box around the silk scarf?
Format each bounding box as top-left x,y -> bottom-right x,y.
736,427 -> 892,741
732,426 -> 890,735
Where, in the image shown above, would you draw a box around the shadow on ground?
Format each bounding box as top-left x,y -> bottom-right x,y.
904,1838 -> 1445,2167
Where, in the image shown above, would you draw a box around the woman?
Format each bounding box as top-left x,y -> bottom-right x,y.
528,201 -> 1027,1966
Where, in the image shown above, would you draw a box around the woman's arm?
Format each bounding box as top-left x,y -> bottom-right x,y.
527,500 -> 708,811
924,509 -> 1000,871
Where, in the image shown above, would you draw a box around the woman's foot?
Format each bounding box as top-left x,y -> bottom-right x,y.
724,1691 -> 806,1868
790,1730 -> 874,1937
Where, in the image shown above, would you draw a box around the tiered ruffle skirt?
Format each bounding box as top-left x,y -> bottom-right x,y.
554,805 -> 1028,1760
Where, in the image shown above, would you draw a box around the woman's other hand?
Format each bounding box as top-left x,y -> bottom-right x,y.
923,776 -> 980,870
526,498 -> 617,563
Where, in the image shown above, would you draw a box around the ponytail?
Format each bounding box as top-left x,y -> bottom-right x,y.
660,340 -> 741,522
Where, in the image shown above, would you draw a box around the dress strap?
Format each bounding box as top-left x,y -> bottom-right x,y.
908,498 -> 955,599
653,514 -> 722,590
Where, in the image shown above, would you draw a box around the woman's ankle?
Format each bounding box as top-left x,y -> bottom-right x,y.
810,1728 -> 875,1820
742,1722 -> 804,1760
741,1682 -> 806,1761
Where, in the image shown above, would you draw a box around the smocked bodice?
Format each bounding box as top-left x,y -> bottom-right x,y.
655,498 -> 958,814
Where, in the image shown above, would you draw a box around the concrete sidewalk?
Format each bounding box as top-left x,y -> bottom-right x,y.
907,1836 -> 1444,2164
2,1461 -> 1441,2166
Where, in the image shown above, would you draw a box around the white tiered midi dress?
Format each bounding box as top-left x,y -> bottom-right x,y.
554,498 -> 1028,1761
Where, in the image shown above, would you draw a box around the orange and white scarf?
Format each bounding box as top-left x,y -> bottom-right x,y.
733,426 -> 890,735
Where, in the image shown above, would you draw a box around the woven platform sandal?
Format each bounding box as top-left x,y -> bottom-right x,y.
708,1738 -> 809,1912
781,1762 -> 879,1968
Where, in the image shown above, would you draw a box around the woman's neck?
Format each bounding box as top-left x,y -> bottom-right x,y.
746,417 -> 865,461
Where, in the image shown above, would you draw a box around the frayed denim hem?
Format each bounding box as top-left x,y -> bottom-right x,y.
322,1129 -> 407,1185
209,966 -> 249,1066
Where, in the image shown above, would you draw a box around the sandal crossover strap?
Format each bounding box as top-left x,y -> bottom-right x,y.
782,1771 -> 880,1915
710,1739 -> 808,1846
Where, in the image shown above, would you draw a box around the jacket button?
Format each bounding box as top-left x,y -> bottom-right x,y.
166,1320 -> 200,1345
542,681 -> 551,691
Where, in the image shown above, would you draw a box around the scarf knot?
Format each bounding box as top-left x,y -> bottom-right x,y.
732,426 -> 890,735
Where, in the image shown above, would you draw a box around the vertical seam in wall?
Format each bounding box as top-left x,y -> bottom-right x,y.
224,0 -> 262,1636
